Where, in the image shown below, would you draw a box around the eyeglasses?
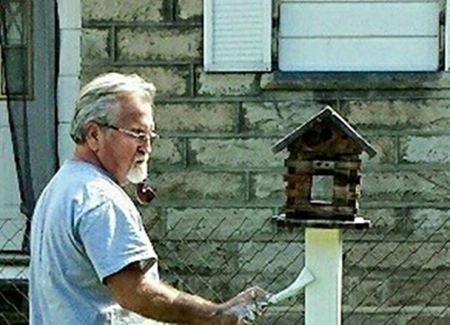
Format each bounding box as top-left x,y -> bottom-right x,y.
101,124 -> 159,144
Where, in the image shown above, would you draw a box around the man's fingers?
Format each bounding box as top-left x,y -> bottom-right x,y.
240,286 -> 268,302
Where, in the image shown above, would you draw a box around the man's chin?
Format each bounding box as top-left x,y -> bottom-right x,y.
126,168 -> 148,184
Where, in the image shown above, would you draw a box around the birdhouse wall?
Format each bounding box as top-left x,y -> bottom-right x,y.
284,173 -> 312,201
282,154 -> 362,221
332,179 -> 360,206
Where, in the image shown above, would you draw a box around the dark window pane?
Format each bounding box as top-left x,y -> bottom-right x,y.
4,1 -> 25,45
3,47 -> 27,94
0,0 -> 31,97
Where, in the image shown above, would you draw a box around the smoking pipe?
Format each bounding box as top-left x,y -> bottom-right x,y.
136,182 -> 156,204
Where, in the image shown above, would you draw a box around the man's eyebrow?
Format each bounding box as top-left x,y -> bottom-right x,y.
130,121 -> 155,133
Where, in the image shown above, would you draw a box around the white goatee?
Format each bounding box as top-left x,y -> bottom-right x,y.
126,162 -> 148,184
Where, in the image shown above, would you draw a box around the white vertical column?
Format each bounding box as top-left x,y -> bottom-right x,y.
0,103 -> 23,251
305,228 -> 343,325
57,0 -> 82,162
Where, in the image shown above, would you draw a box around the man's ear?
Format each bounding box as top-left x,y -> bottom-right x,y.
84,122 -> 102,151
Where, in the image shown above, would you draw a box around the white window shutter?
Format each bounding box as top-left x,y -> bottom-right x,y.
204,0 -> 272,72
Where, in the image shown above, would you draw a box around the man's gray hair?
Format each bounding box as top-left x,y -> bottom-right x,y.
70,72 -> 156,144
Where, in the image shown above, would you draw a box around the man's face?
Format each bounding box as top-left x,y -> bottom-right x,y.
97,94 -> 155,186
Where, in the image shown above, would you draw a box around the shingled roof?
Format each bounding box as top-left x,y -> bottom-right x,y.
271,106 -> 377,158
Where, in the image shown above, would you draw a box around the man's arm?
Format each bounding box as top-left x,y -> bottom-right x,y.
105,262 -> 263,325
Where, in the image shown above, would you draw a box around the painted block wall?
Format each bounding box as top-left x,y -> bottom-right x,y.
78,0 -> 450,323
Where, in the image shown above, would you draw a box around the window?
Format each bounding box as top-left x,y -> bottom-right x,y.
0,0 -> 32,97
279,0 -> 441,72
311,175 -> 334,204
205,0 -> 447,73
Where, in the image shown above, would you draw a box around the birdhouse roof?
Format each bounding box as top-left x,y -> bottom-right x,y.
272,106 -> 377,157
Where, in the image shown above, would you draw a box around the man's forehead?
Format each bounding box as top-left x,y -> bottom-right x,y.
116,95 -> 152,116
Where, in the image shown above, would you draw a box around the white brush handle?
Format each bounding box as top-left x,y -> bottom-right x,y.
267,267 -> 314,305
234,268 -> 315,324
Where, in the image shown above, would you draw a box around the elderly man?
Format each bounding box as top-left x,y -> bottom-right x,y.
29,73 -> 264,324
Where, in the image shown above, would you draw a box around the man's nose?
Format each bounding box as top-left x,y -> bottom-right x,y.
139,137 -> 151,154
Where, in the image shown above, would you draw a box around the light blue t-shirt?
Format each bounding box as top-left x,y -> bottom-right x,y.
30,160 -> 160,324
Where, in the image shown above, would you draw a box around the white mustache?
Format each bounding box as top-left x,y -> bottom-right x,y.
135,156 -> 149,163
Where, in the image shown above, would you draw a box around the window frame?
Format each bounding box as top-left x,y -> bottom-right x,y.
277,0 -> 443,73
204,0 -> 450,76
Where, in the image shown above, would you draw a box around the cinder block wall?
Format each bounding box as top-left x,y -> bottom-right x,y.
81,0 -> 450,323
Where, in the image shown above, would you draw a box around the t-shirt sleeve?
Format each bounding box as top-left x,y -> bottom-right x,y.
77,200 -> 157,282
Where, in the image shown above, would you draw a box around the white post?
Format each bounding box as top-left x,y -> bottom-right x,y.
305,228 -> 343,325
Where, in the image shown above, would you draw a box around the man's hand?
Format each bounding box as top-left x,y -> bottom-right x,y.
218,287 -> 268,324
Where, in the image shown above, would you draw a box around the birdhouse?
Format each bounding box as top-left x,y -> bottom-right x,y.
272,106 -> 376,226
